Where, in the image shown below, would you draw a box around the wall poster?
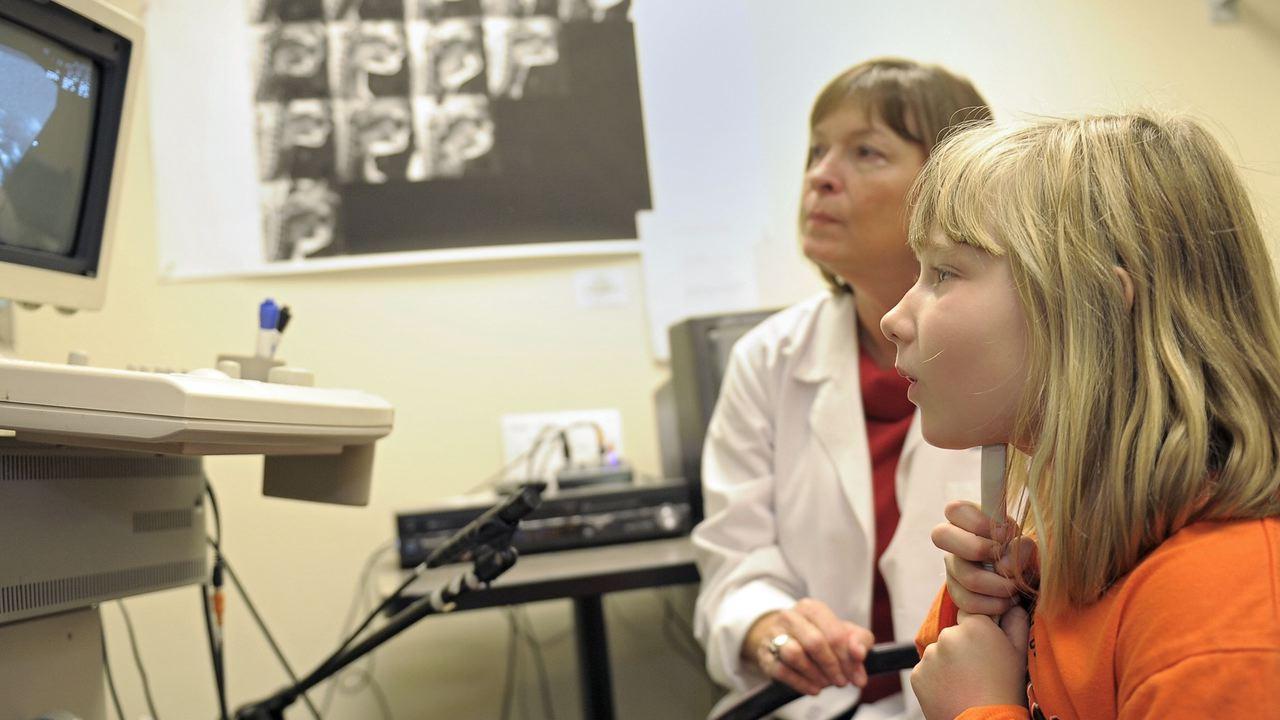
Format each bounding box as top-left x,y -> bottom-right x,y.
149,0 -> 650,277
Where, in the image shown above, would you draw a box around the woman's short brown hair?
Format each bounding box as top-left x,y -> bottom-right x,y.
807,58 -> 993,293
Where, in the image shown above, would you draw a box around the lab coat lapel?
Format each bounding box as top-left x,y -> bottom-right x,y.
798,295 -> 875,552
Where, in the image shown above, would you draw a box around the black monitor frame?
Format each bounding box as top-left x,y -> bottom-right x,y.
668,308 -> 779,521
0,0 -> 132,278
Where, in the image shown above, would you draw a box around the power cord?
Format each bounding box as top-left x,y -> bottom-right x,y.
659,592 -> 707,669
202,480 -> 322,720
466,420 -> 611,495
519,607 -> 558,720
203,481 -> 229,720
464,425 -> 561,495
212,540 -> 324,720
101,624 -> 126,720
200,586 -> 228,720
116,601 -> 160,720
603,592 -> 704,671
502,608 -> 559,720
319,540 -> 397,718
500,610 -> 524,720
528,421 -> 612,487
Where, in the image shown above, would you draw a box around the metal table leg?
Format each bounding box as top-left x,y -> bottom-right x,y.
573,594 -> 614,720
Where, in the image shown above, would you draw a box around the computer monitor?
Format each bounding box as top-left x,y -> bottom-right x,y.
0,0 -> 140,312
667,308 -> 778,520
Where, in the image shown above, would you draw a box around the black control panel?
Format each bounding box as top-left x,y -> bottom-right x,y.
396,479 -> 694,568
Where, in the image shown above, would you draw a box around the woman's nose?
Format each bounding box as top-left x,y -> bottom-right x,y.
806,152 -> 844,194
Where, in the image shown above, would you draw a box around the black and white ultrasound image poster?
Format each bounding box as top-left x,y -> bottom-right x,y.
246,0 -> 649,264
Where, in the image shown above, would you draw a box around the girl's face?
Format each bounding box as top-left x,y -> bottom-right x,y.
880,230 -> 1030,449
800,102 -> 926,289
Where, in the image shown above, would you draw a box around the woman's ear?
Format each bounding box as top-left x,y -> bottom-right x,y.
1113,266 -> 1134,312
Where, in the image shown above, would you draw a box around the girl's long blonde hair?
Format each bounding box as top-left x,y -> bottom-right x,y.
909,113 -> 1280,610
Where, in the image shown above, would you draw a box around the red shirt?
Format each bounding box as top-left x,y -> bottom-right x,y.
858,346 -> 913,703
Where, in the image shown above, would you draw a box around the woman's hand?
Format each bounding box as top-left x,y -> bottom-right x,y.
741,598 -> 875,696
931,500 -> 1038,616
911,607 -> 1030,718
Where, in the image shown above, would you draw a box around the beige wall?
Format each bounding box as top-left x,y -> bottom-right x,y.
18,1 -> 1280,718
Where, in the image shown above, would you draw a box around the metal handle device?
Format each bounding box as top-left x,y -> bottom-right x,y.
981,444 -> 1008,573
709,641 -> 921,720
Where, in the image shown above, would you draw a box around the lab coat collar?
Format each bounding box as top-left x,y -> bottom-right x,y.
802,292 -> 876,548
798,291 -> 927,549
792,291 -> 926,460
792,291 -> 856,384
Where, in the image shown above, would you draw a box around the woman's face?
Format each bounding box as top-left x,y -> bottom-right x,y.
800,102 -> 925,289
880,229 -> 1029,450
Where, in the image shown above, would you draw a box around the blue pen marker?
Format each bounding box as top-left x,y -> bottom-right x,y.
257,299 -> 280,358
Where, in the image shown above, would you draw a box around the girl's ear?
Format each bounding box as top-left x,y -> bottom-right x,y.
1113,266 -> 1135,312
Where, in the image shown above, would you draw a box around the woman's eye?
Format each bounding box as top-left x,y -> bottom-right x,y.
854,145 -> 884,160
807,144 -> 828,166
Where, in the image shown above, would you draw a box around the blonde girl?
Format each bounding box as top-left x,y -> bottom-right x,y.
880,113 -> 1280,719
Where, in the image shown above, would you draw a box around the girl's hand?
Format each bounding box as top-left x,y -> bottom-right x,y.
931,500 -> 1038,616
742,598 -> 875,696
911,607 -> 1030,718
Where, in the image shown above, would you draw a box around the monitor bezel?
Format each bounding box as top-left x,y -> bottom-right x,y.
0,0 -> 139,311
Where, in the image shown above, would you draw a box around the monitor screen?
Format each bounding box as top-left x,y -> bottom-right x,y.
0,15 -> 99,259
0,0 -> 136,312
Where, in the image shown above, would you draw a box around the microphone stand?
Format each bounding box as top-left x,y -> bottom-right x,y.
233,485 -> 544,720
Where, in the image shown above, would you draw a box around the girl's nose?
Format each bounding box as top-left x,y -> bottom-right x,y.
881,294 -> 915,346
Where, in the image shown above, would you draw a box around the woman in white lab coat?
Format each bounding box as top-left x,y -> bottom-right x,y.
692,59 -> 991,720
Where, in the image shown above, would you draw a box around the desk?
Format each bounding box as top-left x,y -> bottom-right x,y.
389,536 -> 700,720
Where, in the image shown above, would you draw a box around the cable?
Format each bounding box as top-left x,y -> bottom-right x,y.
499,610 -> 520,720
205,480 -> 222,547
320,551 -> 414,680
101,623 -> 126,720
203,481 -> 229,719
320,540 -> 396,716
330,666 -> 394,720
201,585 -> 229,720
116,601 -> 161,720
467,420 -> 608,495
660,598 -> 706,669
513,607 -> 558,720
210,539 -> 323,720
330,481 -> 542,671
465,424 -> 559,495
203,481 -> 322,720
603,593 -> 704,671
660,590 -> 703,654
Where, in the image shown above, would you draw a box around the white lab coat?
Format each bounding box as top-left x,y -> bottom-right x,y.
692,292 -> 981,720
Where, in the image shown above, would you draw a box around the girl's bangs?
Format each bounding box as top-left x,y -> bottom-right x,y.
908,126 -> 1012,256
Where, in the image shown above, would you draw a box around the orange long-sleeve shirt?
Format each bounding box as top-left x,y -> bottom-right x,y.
915,518 -> 1280,719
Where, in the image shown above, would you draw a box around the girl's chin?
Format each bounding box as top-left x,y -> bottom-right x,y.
920,422 -> 993,451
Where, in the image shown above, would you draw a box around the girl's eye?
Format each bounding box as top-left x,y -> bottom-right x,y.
933,267 -> 955,284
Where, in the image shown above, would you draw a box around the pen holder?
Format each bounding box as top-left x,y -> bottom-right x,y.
216,354 -> 285,382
